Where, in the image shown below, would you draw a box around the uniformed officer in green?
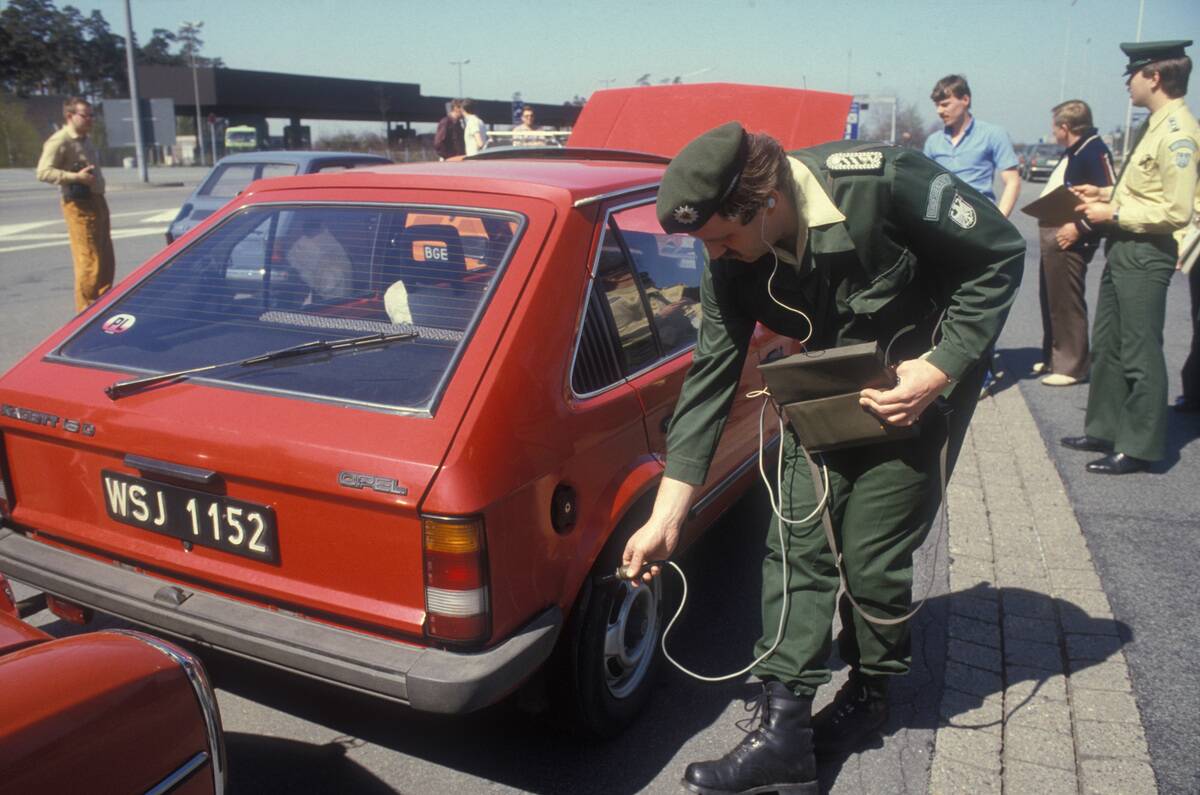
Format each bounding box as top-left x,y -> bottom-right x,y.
1065,40 -> 1199,474
622,123 -> 1024,794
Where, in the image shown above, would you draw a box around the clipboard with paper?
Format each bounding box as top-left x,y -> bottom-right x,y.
1019,185 -> 1084,227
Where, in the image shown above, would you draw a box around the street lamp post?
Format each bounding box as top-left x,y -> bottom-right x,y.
183,20 -> 206,167
122,0 -> 148,182
1122,0 -> 1146,159
450,59 -> 470,97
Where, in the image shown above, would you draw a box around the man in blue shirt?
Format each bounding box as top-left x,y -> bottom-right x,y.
925,74 -> 1021,396
924,75 -> 1021,216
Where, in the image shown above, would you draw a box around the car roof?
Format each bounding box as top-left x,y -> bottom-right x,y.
213,150 -> 392,166
244,152 -> 668,206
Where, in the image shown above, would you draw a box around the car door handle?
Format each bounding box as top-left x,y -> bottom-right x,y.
660,413 -> 673,433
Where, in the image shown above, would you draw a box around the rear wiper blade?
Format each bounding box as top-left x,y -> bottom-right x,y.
105,331 -> 419,400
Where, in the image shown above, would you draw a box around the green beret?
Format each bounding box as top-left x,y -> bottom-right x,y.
657,122 -> 749,233
1121,39 -> 1192,75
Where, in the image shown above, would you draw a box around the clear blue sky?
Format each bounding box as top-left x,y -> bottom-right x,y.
64,0 -> 1200,143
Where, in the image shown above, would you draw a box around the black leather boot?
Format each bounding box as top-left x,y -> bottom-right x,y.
682,681 -> 818,795
812,673 -> 890,756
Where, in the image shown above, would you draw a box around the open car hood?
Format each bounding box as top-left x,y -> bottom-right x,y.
567,82 -> 853,158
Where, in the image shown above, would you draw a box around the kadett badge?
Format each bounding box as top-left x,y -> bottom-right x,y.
826,152 -> 884,174
102,314 -> 136,334
949,193 -> 977,229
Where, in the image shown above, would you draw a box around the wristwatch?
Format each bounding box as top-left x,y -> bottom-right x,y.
1111,208 -> 1120,227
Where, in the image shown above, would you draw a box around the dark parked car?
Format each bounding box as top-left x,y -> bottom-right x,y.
0,148 -> 798,737
1022,143 -> 1062,182
166,151 -> 393,243
0,574 -> 225,794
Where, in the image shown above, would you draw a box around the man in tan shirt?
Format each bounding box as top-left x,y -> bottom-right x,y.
36,97 -> 115,313
1066,40 -> 1199,474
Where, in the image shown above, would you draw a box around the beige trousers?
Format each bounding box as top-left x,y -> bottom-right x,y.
61,195 -> 115,312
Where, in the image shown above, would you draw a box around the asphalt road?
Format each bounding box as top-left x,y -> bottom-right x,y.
0,169 -> 1195,793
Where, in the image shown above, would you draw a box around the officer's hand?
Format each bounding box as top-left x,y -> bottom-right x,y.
859,357 -> 951,427
621,518 -> 675,586
621,477 -> 693,586
1055,223 -> 1080,250
1070,184 -> 1103,202
77,165 -> 96,186
1075,200 -> 1114,225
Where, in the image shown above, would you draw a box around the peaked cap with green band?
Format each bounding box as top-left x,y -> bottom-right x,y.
657,121 -> 750,233
1121,39 -> 1192,75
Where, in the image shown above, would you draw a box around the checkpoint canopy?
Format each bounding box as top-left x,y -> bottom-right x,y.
567,83 -> 853,158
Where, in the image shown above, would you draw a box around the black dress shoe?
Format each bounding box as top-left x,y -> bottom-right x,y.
1061,435 -> 1113,453
813,673 -> 889,757
682,681 -> 818,795
1086,453 -> 1150,475
1173,397 -> 1200,414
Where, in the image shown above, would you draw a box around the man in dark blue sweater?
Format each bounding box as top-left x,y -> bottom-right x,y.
1036,100 -> 1116,385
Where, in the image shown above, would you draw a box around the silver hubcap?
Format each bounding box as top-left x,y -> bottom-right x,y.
601,577 -> 661,699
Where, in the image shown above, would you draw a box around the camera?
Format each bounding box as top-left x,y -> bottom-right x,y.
65,161 -> 92,201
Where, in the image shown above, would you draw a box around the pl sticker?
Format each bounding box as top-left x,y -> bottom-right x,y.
101,314 -> 136,334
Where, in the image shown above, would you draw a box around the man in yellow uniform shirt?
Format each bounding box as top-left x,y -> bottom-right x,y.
36,97 -> 115,313
1066,40 -> 1199,474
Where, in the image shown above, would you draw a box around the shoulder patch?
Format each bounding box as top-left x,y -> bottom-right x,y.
949,192 -> 977,229
826,151 -> 884,174
925,173 -> 953,221
1169,139 -> 1196,169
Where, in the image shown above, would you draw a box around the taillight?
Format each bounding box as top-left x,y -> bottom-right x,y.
422,515 -> 490,644
46,594 -> 92,625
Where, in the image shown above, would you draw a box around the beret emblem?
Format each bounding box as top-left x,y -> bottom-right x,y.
673,205 -> 700,225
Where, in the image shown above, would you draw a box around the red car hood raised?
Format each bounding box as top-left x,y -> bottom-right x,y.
567,82 -> 853,157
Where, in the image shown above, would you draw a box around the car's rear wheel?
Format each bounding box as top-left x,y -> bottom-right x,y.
549,549 -> 666,738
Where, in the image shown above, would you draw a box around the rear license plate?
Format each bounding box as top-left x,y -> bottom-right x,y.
101,470 -> 279,564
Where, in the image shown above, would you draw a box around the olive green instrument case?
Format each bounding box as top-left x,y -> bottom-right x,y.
757,341 -> 917,452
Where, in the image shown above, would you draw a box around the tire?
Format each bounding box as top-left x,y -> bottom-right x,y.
548,507 -> 667,738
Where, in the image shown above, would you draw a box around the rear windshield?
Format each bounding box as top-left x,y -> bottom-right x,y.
56,204 -> 523,413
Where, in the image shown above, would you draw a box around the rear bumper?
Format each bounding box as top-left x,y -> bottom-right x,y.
0,527 -> 561,714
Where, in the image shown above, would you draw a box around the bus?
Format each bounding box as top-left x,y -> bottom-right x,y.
224,125 -> 259,153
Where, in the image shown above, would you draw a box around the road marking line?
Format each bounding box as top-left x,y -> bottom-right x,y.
0,220 -> 62,238
0,226 -> 167,254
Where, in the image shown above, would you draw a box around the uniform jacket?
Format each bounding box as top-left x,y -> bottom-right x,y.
1113,97 -> 1200,235
663,141 -> 1026,485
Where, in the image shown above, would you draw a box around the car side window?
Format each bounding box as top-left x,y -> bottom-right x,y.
594,234 -> 657,375
573,201 -> 706,395
202,164 -> 258,197
260,164 -> 299,181
609,204 -> 704,359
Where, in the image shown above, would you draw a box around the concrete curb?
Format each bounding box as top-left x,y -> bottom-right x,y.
929,372 -> 1157,794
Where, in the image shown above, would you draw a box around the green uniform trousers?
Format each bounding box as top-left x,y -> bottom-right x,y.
751,364 -> 984,696
1084,236 -> 1177,461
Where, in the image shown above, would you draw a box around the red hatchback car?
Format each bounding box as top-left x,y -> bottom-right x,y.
0,148 -> 791,736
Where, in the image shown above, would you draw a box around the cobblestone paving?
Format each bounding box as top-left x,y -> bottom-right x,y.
929,382 -> 1158,795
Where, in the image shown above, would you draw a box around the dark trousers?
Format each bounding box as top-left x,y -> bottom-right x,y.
1038,227 -> 1093,380
1084,236 -> 1176,461
751,363 -> 984,696
1182,263 -> 1200,401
